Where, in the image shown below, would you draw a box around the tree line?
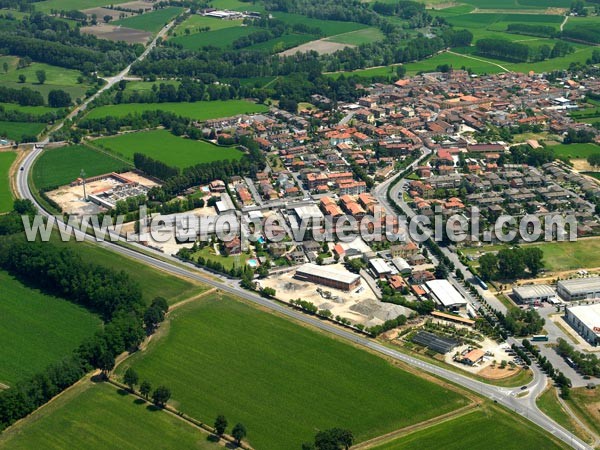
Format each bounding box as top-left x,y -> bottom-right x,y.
0,85 -> 44,106
476,38 -> 574,63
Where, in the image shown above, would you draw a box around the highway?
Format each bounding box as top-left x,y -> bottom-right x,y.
13,35 -> 591,450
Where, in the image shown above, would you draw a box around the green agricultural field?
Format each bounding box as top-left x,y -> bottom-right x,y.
272,12 -> 367,36
0,270 -> 101,386
113,7 -> 184,32
95,130 -> 244,168
33,0 -> 129,13
373,408 -> 563,450
529,239 -> 600,271
0,121 -> 46,142
0,382 -> 218,449
173,14 -> 242,36
170,26 -> 260,49
550,143 -> 600,159
326,27 -> 385,45
117,295 -> 468,450
32,144 -> 130,190
0,56 -> 91,101
210,0 -> 266,12
0,150 -> 16,213
565,386 -> 600,438
246,33 -> 318,53
85,99 -> 268,121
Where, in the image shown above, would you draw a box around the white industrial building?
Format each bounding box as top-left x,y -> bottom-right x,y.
512,284 -> 557,305
392,257 -> 412,275
425,279 -> 468,311
369,258 -> 394,279
557,278 -> 600,301
565,304 -> 600,346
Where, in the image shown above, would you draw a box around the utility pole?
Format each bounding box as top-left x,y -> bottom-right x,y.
80,169 -> 87,201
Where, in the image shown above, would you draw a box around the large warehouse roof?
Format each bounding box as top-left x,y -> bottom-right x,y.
568,304 -> 600,335
425,279 -> 467,308
296,263 -> 359,285
558,277 -> 600,295
513,284 -> 555,299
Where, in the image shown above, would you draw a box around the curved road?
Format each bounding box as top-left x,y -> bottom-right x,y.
14,38 -> 590,450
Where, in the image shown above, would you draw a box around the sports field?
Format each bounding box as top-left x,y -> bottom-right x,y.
95,130 -> 244,169
117,295 -> 468,449
84,99 -> 268,121
549,143 -> 600,159
0,382 -> 218,449
113,7 -> 184,32
0,121 -> 46,142
372,408 -> 563,450
0,270 -> 102,386
32,145 -> 130,190
0,150 -> 16,213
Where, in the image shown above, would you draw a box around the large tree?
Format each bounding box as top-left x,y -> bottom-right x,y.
497,248 -> 525,280
140,380 -> 151,399
232,423 -> 247,445
35,69 -> 46,85
522,247 -> 544,277
478,253 -> 498,281
152,385 -> 171,407
314,428 -> 354,450
214,415 -> 227,435
123,367 -> 138,392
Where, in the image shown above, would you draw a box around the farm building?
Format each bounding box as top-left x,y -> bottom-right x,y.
294,263 -> 361,292
557,278 -> 600,301
461,349 -> 485,366
425,279 -> 467,311
565,304 -> 600,346
512,284 -> 557,305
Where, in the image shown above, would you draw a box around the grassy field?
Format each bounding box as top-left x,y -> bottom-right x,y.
94,130 -> 244,169
57,238 -> 206,305
0,56 -> 90,101
210,0 -> 266,12
117,294 -> 468,449
172,14 -> 242,36
0,382 -> 218,449
529,239 -> 600,271
32,144 -> 130,190
537,387 -> 590,443
85,99 -> 268,121
246,33 -> 318,53
0,270 -> 102,386
170,25 -> 260,49
565,386 -> 600,438
0,121 -> 46,141
33,0 -> 130,13
550,143 -> 600,159
326,27 -> 384,45
191,245 -> 249,271
273,12 -> 367,36
113,7 -> 184,32
0,102 -> 62,115
0,150 -> 16,213
372,408 -> 563,450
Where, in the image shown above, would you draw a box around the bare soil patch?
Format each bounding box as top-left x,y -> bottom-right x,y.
118,0 -> 155,11
81,24 -> 152,44
280,39 -> 355,56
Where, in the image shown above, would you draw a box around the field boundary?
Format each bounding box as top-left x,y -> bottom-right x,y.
350,403 -> 480,449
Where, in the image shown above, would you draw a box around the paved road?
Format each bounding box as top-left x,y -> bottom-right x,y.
13,38 -> 591,450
